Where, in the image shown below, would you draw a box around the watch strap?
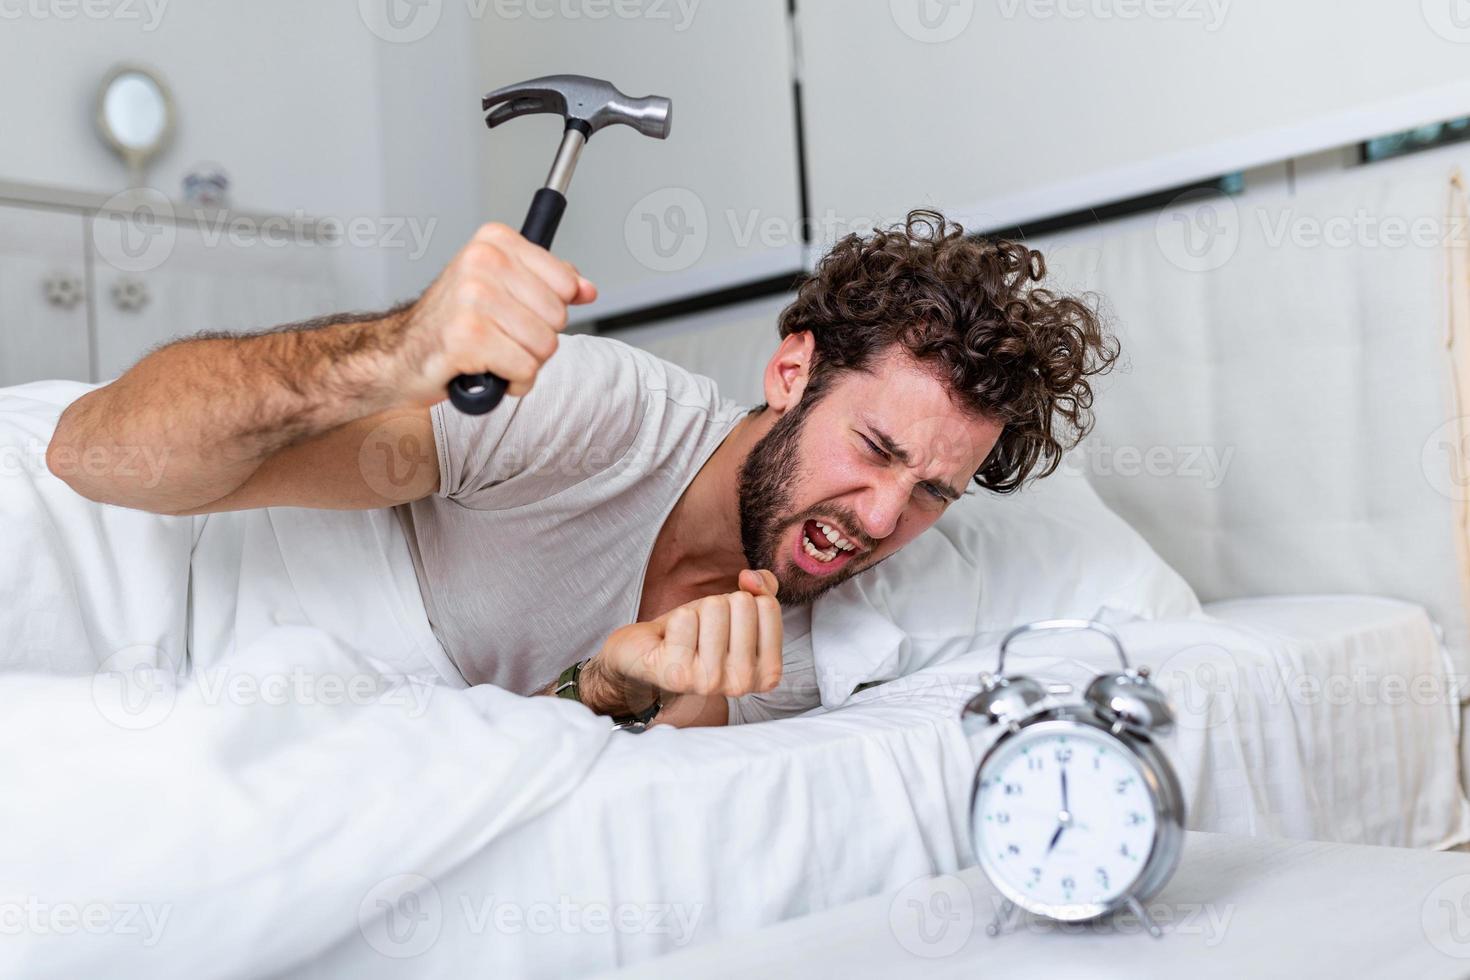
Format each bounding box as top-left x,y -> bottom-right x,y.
555,659 -> 661,731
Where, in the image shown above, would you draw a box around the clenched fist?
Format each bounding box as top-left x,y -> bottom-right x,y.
394,222 -> 598,405
581,570 -> 784,720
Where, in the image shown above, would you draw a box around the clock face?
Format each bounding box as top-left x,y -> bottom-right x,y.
973,722 -> 1158,919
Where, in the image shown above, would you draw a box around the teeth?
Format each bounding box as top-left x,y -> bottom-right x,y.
815,520 -> 856,552
802,529 -> 839,563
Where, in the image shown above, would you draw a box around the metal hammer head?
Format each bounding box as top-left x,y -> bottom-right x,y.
482,74 -> 672,140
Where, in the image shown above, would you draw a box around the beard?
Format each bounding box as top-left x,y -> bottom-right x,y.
736,399 -> 876,605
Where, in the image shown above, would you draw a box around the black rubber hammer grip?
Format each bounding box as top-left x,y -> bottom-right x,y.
446,188 -> 567,415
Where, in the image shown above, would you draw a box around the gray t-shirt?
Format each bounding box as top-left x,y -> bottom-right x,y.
395,335 -> 818,722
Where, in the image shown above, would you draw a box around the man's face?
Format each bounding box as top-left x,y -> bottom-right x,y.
738,350 -> 1004,604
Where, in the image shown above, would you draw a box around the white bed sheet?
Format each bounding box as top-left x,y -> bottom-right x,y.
292,596 -> 1467,979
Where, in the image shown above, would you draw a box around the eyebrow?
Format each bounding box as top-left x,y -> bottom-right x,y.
866,423 -> 965,502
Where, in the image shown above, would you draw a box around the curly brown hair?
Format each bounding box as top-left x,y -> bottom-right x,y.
776,209 -> 1118,494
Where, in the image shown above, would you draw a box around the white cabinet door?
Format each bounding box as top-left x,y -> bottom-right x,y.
476,0 -> 803,323
90,212 -> 341,381
0,204 -> 90,385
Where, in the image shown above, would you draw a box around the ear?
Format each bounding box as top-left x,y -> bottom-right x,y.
763,331 -> 815,413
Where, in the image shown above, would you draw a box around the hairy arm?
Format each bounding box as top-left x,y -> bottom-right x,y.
48,308 -> 427,514
46,223 -> 594,515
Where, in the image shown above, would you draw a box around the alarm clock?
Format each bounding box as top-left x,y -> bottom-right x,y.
962,619 -> 1185,938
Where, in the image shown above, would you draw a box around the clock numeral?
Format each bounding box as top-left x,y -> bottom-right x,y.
1127,811 -> 1146,826
1060,876 -> 1075,893
1004,782 -> 1023,796
995,811 -> 1011,824
1115,777 -> 1135,794
1027,755 -> 1044,771
1006,843 -> 1021,856
1095,867 -> 1110,888
1054,747 -> 1072,764
1120,842 -> 1134,859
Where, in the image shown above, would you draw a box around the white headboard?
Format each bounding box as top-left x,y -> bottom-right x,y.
1030,145 -> 1470,680
614,148 -> 1470,682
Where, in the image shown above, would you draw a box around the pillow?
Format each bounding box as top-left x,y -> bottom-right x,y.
808,460 -> 1203,706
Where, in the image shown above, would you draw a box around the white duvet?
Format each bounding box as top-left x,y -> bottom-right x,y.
0,382 -> 611,979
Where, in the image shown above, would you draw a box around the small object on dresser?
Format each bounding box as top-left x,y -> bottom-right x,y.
183,165 -> 230,209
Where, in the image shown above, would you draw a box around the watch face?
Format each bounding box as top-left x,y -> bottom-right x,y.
973,721 -> 1158,919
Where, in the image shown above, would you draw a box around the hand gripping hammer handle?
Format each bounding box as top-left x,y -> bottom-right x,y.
446,124 -> 587,415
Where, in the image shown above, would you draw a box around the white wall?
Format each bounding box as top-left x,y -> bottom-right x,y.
373,1 -> 488,304
798,0 -> 1470,241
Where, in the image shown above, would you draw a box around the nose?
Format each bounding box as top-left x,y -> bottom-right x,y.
857,478 -> 909,542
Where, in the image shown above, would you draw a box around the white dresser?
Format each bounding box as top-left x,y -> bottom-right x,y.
0,186 -> 341,386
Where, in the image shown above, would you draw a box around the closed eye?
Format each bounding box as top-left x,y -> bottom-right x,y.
918,482 -> 949,502
861,433 -> 951,503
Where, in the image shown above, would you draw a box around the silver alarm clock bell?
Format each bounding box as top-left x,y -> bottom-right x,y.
963,619 -> 1186,938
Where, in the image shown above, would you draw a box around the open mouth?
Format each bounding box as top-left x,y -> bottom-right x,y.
791,518 -> 862,576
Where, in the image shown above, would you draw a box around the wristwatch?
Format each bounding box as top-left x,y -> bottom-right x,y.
554,659 -> 662,733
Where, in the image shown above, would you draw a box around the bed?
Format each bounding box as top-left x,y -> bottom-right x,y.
288,596 -> 1465,978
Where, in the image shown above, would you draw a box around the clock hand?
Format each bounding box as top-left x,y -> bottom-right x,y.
1046,823 -> 1064,854
1060,767 -> 1069,812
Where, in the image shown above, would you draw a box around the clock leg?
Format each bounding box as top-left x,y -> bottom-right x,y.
986,899 -> 1018,937
1125,895 -> 1164,938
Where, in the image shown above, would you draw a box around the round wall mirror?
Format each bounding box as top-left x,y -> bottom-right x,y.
96,64 -> 175,185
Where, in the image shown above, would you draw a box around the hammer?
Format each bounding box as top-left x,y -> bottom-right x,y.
448,74 -> 674,415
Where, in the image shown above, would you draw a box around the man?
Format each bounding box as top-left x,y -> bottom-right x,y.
46,210 -> 1116,727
